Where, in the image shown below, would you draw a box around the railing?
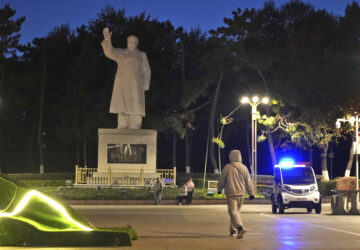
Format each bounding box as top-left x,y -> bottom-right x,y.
75,165 -> 176,186
157,168 -> 176,185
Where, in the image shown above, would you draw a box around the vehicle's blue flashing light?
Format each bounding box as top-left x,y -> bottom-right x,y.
279,158 -> 295,166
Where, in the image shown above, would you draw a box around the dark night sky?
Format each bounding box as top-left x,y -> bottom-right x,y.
0,0 -> 358,45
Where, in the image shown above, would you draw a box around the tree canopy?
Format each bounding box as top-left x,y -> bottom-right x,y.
2,1 -> 360,178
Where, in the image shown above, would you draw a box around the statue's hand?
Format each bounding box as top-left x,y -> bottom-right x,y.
103,27 -> 112,41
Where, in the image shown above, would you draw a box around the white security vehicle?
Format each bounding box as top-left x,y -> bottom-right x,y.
271,160 -> 321,214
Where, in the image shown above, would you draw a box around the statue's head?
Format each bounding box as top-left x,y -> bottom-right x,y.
127,35 -> 139,51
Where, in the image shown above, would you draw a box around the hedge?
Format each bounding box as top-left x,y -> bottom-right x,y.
1,173 -> 74,180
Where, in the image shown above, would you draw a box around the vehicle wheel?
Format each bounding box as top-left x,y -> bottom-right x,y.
315,203 -> 322,214
278,197 -> 285,214
307,207 -> 312,213
272,203 -> 278,214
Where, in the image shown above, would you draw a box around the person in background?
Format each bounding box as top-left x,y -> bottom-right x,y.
186,177 -> 195,205
178,184 -> 188,205
217,149 -> 255,239
154,177 -> 164,205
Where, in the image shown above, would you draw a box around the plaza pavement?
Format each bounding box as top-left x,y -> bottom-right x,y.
4,203 -> 360,250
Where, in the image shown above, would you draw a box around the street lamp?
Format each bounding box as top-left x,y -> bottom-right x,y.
336,116 -> 359,192
240,96 -> 269,192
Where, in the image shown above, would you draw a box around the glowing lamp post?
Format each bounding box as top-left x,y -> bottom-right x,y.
336,116 -> 359,192
240,96 -> 269,193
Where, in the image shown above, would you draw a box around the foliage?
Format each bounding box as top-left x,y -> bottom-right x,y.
212,137 -> 225,149
0,4 -> 25,59
46,186 -> 267,200
3,1 -> 360,175
2,173 -> 74,180
318,180 -> 337,196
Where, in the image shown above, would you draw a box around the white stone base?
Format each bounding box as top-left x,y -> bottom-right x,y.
98,128 -> 157,172
345,169 -> 351,177
322,170 -> 329,181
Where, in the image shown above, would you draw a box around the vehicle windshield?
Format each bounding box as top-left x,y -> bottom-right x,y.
281,167 -> 315,185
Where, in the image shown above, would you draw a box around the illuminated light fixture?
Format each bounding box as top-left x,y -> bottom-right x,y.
0,189 -> 93,231
279,158 -> 295,166
240,97 -> 249,104
240,94 -> 270,193
262,97 -> 269,104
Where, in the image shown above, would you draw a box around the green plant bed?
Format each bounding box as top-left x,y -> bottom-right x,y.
318,180 -> 337,196
47,186 -> 266,200
0,177 -> 135,247
17,179 -> 67,187
2,173 -> 74,180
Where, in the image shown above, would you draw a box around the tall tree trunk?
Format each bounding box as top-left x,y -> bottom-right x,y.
179,46 -> 191,173
246,122 -> 252,172
321,144 -> 329,180
76,136 -> 80,166
172,132 -> 176,168
38,58 -> 46,174
209,68 -> 223,174
0,128 -> 2,174
345,139 -> 354,177
0,64 -> 4,174
309,147 -> 313,167
255,64 -> 277,166
185,129 -> 193,173
83,131 -> 87,168
185,130 -> 190,173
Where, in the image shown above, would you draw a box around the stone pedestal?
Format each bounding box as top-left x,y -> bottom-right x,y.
98,129 -> 157,172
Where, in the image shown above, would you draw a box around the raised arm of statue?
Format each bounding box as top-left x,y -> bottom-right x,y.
101,27 -> 116,61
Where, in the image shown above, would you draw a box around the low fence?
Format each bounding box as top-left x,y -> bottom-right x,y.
75,166 -> 176,186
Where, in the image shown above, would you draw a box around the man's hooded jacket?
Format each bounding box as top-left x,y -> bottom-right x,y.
217,150 -> 255,197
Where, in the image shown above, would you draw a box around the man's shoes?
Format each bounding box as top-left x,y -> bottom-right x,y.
237,227 -> 246,239
230,230 -> 237,237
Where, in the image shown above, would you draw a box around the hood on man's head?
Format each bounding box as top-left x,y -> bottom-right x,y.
229,150 -> 242,163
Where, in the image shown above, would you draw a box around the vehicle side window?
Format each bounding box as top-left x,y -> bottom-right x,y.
274,168 -> 281,186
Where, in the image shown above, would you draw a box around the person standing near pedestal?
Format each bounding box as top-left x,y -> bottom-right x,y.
186,177 -> 195,205
154,177 -> 164,205
101,27 -> 151,129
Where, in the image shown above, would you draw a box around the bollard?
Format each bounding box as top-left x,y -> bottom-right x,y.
349,192 -> 360,215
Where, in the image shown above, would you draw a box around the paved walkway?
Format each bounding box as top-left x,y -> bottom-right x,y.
5,204 -> 360,249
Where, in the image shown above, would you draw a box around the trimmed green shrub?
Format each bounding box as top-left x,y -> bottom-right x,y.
318,180 -> 337,196
17,180 -> 67,187
2,173 -> 74,181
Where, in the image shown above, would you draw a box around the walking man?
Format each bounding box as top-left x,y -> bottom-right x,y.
217,149 -> 255,239
154,177 -> 164,205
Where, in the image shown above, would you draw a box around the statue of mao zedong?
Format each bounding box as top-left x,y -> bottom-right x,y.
101,27 -> 151,129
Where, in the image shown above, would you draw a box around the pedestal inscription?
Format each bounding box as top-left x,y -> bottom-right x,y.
107,144 -> 146,164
